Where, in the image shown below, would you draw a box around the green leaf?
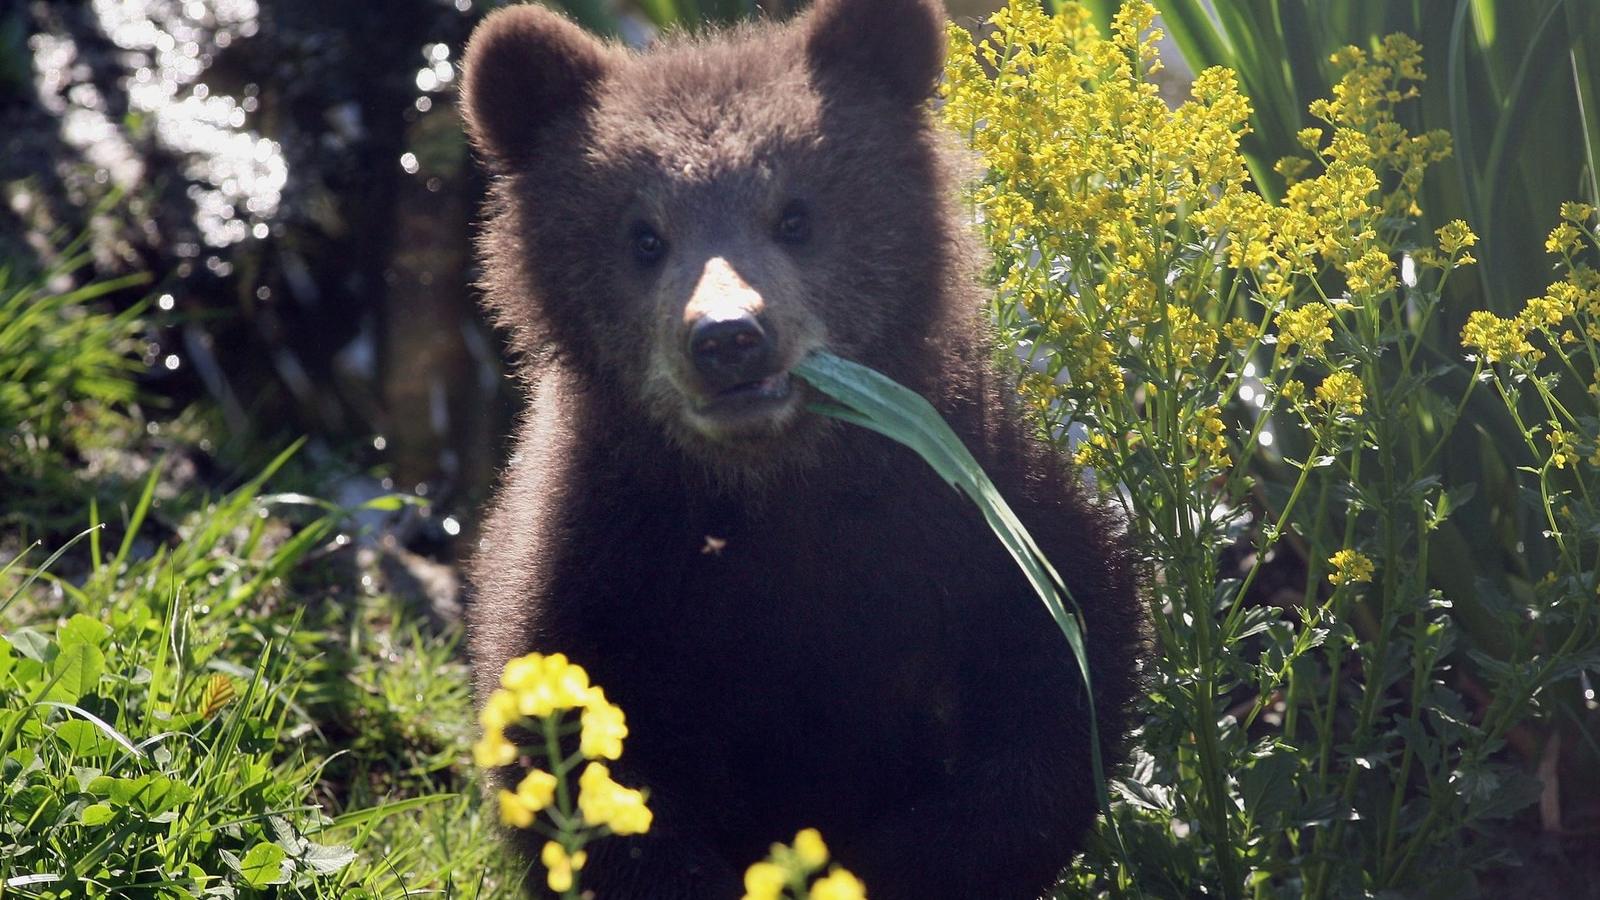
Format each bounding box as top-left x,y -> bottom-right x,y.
59,614 -> 109,650
8,627 -> 51,662
0,634 -> 13,683
45,640 -> 104,704
237,842 -> 290,887
299,841 -> 357,875
1240,750 -> 1299,828
109,773 -> 193,815
792,351 -> 1117,824
53,720 -> 115,756
79,802 -> 115,826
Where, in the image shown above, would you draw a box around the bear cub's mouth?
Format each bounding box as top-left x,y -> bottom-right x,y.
702,371 -> 792,410
692,371 -> 798,433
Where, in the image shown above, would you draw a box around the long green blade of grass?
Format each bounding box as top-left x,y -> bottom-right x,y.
792,351 -> 1122,837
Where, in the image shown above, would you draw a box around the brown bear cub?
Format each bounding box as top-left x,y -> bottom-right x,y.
459,1 -> 1144,897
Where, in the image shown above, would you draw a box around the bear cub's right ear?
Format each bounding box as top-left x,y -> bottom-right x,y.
460,5 -> 614,168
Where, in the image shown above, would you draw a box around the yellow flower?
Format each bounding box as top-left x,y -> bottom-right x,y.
515,769 -> 558,813
1328,549 -> 1375,586
1547,222 -> 1582,256
577,762 -> 653,835
1276,303 -> 1334,355
1435,219 -> 1477,256
502,652 -> 593,718
1275,156 -> 1311,184
1560,201 -> 1594,223
1461,310 -> 1534,364
741,862 -> 788,900
793,828 -> 829,869
1314,370 -> 1366,417
473,730 -> 518,769
579,688 -> 628,760
811,868 -> 869,900
1546,428 -> 1577,469
541,841 -> 587,894
1343,247 -> 1396,298
479,688 -> 521,734
1189,404 -> 1229,467
498,789 -> 536,829
1277,379 -> 1305,406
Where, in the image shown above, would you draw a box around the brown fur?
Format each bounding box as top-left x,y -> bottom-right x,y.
460,2 -> 1146,897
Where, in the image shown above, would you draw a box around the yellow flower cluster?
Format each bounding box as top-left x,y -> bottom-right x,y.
1276,303 -> 1334,356
1298,35 -> 1451,218
1458,251 -> 1600,370
1314,371 -> 1366,419
742,829 -> 867,900
498,768 -> 557,827
1545,428 -> 1579,470
1436,220 -> 1478,261
1461,310 -> 1536,365
476,652 -> 651,895
1327,549 -> 1375,587
943,0 -> 1258,473
944,0 -> 1459,488
473,652 -> 628,769
1190,404 -> 1230,471
541,841 -> 587,893
577,762 -> 653,835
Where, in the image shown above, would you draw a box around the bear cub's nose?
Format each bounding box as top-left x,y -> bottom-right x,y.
689,315 -> 776,391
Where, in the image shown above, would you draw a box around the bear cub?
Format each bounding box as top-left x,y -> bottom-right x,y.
459,1 -> 1144,897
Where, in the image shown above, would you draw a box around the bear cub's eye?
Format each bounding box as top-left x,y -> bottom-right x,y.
774,201 -> 811,246
631,223 -> 667,265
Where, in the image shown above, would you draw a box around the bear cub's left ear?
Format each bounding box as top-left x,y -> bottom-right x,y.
460,4 -> 616,168
804,0 -> 947,104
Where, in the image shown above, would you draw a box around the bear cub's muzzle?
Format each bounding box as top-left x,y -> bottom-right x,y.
681,257 -> 801,432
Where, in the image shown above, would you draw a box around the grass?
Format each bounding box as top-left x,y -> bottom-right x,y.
0,241 -> 520,896
0,446 -> 522,897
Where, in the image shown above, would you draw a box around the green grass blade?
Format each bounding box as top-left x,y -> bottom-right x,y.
1479,0 -> 1568,226
0,527 -> 98,620
1569,2 -> 1600,205
326,793 -> 460,832
110,461 -> 162,575
792,351 -> 1121,842
1447,0 -> 1493,303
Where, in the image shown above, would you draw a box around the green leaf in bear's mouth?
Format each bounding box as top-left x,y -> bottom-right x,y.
793,349 -> 1117,823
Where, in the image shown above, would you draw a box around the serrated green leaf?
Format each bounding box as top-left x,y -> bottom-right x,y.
299,841 -> 356,874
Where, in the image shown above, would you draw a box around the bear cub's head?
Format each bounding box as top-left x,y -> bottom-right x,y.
461,0 -> 961,475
